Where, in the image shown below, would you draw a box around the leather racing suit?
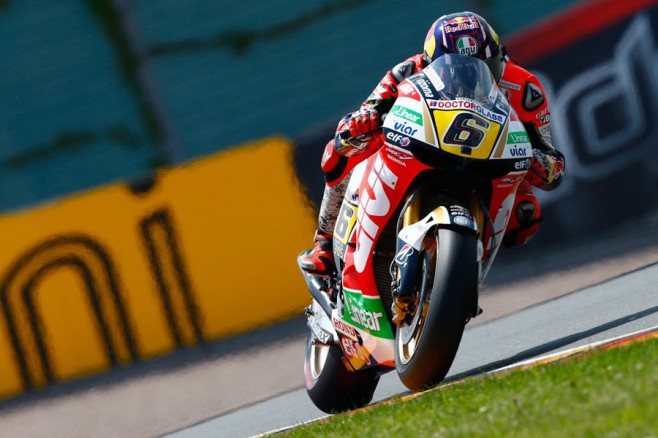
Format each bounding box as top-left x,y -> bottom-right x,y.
317,52 -> 565,249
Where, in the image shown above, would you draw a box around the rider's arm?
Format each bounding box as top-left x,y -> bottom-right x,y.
361,54 -> 426,115
503,62 -> 565,191
322,55 -> 426,186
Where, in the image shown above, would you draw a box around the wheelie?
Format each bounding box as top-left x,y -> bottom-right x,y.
298,11 -> 565,414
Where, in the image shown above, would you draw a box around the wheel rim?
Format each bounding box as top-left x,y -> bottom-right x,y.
397,237 -> 437,365
309,341 -> 331,380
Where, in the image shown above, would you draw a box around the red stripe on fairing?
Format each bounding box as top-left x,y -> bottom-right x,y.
505,0 -> 658,64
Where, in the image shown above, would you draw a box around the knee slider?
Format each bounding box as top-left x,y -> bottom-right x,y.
516,201 -> 538,227
503,201 -> 543,248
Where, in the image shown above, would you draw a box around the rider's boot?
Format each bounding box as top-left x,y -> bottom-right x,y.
298,230 -> 335,277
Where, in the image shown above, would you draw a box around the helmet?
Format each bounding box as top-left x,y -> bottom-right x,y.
423,12 -> 504,82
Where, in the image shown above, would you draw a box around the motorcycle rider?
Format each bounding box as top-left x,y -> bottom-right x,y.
299,11 -> 565,277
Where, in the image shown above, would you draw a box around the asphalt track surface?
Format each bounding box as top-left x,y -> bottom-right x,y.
170,243 -> 658,437
2,211 -> 658,438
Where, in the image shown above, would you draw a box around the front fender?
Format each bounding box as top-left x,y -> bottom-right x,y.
398,205 -> 477,252
394,205 -> 478,298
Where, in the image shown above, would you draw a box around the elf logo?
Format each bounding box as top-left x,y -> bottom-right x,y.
386,131 -> 412,148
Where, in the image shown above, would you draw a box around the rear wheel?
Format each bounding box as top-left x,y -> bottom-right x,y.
395,228 -> 477,391
304,333 -> 380,413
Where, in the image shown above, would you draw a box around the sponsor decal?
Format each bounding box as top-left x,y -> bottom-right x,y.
386,154 -> 408,167
386,131 -> 403,143
354,155 -> 397,274
446,206 -> 475,228
344,296 -> 384,333
535,107 -> 551,125
333,315 -> 358,340
391,104 -> 423,126
507,131 -> 530,144
341,337 -> 371,369
499,80 -> 522,91
385,131 -> 412,148
450,207 -> 475,228
430,99 -> 505,123
501,176 -> 523,184
386,147 -> 412,159
385,147 -> 412,166
509,146 -> 529,157
399,83 -> 416,94
523,82 -> 545,111
445,16 -> 474,25
450,205 -> 473,218
414,78 -> 435,98
457,35 -> 479,56
445,16 -> 480,33
394,243 -> 414,265
515,158 -> 532,170
393,120 -> 418,136
397,84 -> 420,101
496,181 -> 515,189
424,67 -> 445,91
308,316 -> 332,344
349,306 -> 384,332
343,288 -> 394,339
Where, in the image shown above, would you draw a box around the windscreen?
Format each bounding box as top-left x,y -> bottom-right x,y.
426,54 -> 497,104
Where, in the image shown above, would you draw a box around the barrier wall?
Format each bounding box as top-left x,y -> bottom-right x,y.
0,1 -> 580,213
3,0 -> 654,401
295,0 -> 658,247
0,138 -> 316,399
503,0 -> 658,242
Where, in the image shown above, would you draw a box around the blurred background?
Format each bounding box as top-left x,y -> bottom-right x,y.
0,0 -> 580,211
1,0 -> 657,406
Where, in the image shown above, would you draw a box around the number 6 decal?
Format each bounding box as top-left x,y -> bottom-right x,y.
442,113 -> 489,150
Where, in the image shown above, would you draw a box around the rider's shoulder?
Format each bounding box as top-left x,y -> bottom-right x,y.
501,58 -> 543,88
389,54 -> 426,83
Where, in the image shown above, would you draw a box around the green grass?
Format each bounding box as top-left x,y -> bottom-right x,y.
283,337 -> 658,437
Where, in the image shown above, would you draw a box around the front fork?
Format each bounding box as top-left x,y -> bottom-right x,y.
390,190 -> 483,324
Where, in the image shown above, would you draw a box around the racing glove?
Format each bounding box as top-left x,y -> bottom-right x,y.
526,148 -> 565,191
334,108 -> 380,157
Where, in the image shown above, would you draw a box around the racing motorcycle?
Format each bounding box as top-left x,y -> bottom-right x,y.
299,54 -> 533,413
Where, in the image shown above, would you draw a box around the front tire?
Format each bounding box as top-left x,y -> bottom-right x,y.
304,333 -> 379,413
395,228 -> 478,391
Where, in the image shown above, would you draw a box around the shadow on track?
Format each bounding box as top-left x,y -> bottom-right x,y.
448,305 -> 658,382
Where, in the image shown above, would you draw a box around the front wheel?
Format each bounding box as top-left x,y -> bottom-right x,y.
395,228 -> 478,391
304,333 -> 380,413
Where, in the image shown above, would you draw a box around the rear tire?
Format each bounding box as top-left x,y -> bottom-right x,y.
395,228 -> 477,391
304,333 -> 379,413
